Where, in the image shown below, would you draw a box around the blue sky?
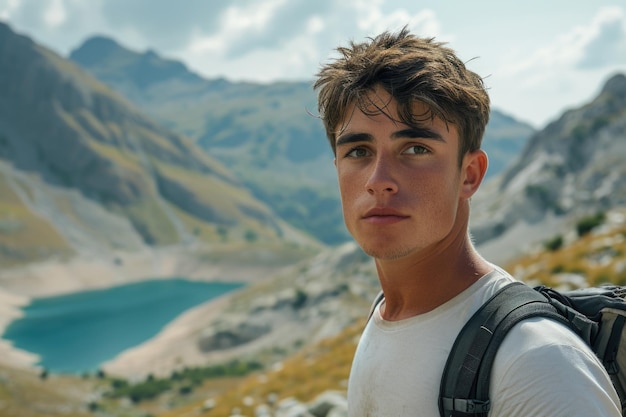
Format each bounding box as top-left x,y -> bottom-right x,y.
1,0 -> 625,128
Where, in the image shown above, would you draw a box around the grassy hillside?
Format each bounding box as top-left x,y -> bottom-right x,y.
0,170 -> 74,266
0,365 -> 97,417
0,22 -> 316,266
505,208 -> 626,288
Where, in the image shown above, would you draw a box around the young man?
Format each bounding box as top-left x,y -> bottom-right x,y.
314,28 -> 621,416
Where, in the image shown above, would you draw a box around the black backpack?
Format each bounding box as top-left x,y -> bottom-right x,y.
368,282 -> 626,416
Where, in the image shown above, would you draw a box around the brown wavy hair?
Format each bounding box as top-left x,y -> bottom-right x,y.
314,27 -> 490,164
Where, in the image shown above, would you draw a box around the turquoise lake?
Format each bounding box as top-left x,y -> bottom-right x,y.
2,278 -> 244,374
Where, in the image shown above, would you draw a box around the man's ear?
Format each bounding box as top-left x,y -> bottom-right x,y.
334,158 -> 337,167
461,149 -> 488,199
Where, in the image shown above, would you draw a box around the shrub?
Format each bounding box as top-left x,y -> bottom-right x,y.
544,235 -> 564,251
179,385 -> 193,395
293,289 -> 308,309
244,229 -> 258,242
108,359 -> 264,403
576,212 -> 606,237
126,379 -> 171,403
111,378 -> 129,390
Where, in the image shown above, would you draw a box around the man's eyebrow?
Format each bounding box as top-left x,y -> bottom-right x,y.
392,128 -> 445,142
336,132 -> 372,147
336,128 -> 445,147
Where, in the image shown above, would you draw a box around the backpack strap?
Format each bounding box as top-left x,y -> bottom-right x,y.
439,282 -> 569,417
367,290 -> 385,323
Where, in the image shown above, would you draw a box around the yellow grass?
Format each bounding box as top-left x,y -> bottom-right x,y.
0,366 -> 96,417
505,211 -> 626,287
0,174 -> 73,265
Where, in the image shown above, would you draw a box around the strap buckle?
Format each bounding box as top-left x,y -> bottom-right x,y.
442,397 -> 491,414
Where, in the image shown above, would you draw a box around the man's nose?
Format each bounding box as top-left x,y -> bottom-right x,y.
365,156 -> 398,195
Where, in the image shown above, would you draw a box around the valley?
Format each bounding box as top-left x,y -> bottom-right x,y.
0,18 -> 624,417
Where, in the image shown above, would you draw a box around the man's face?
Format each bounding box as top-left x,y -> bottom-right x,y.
334,87 -> 478,260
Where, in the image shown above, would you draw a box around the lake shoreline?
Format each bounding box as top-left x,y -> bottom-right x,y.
0,288 -> 39,370
5,279 -> 244,374
0,243 -> 309,374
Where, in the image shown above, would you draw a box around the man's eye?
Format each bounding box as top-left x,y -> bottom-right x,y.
404,145 -> 429,155
346,147 -> 369,158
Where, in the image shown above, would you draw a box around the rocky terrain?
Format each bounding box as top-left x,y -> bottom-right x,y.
472,73 -> 626,263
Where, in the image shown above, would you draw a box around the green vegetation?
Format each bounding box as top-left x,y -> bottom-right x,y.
576,212 -> 606,237
105,360 -> 263,404
217,225 -> 229,241
293,288 -> 308,309
544,235 -> 564,252
109,375 -> 171,403
244,229 -> 258,242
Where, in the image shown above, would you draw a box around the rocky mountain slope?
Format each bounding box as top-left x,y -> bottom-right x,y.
69,36 -> 347,245
69,36 -> 535,245
472,72 -> 626,262
0,22 -> 315,266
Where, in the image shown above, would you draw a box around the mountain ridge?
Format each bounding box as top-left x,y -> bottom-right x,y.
0,21 -> 318,265
69,34 -> 537,245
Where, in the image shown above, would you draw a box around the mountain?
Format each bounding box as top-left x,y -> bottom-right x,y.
482,110 -> 535,178
472,73 -> 626,262
69,36 -> 535,245
0,22 -> 314,266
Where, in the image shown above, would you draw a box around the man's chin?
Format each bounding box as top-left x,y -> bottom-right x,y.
360,244 -> 414,261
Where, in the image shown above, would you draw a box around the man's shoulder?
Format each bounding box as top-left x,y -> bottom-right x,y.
499,316 -> 595,357
490,317 -> 621,416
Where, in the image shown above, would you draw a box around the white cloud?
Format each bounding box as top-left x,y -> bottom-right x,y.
357,7 -> 441,39
43,0 -> 66,28
180,1 -> 448,82
498,6 -> 626,84
484,6 -> 626,126
222,0 -> 285,35
0,0 -> 22,20
577,6 -> 626,69
1,0 -> 624,126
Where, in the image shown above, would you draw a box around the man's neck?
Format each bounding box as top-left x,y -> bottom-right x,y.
375,234 -> 492,321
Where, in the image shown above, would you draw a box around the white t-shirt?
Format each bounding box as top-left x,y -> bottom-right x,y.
347,267 -> 621,416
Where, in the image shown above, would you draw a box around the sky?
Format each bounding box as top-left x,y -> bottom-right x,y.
1,0 -> 625,128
